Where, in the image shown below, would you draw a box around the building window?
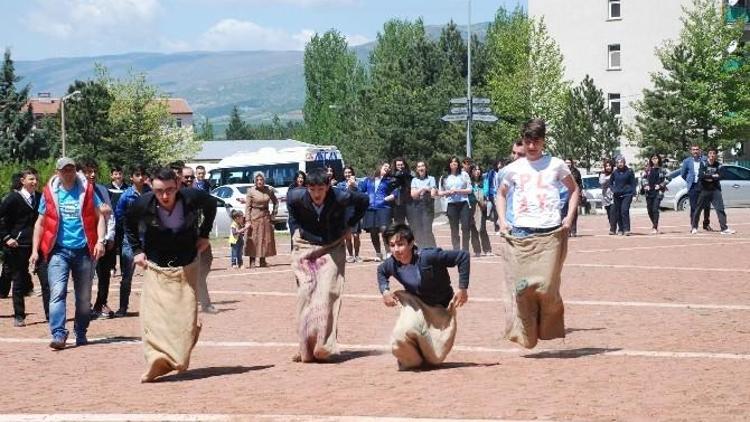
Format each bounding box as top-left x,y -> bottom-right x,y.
176,118 -> 183,128
608,44 -> 621,70
608,93 -> 621,115
608,0 -> 621,19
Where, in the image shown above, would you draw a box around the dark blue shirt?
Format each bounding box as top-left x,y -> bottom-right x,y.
377,247 -> 470,308
286,186 -> 369,245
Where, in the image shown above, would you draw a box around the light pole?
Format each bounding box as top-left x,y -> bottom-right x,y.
60,90 -> 81,157
466,0 -> 472,158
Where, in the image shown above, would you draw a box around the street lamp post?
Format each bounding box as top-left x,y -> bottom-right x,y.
60,90 -> 81,157
466,0 -> 472,158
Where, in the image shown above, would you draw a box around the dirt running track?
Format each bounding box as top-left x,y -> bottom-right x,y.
1,209 -> 750,421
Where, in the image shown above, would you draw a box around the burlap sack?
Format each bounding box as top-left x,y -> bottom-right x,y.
501,228 -> 568,349
391,290 -> 457,370
140,261 -> 201,382
292,236 -> 346,362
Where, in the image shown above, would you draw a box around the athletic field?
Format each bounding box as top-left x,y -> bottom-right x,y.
1,208 -> 749,422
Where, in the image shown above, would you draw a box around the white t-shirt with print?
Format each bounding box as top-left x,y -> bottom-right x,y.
501,155 -> 571,229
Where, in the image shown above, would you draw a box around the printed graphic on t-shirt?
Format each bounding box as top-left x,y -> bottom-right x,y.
59,201 -> 80,221
502,156 -> 571,229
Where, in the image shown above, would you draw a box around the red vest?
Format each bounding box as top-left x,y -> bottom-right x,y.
39,177 -> 98,260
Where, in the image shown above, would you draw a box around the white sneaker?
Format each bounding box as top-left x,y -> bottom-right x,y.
355,256 -> 363,263
721,228 -> 736,235
651,228 -> 658,235
690,228 -> 698,235
345,256 -> 356,263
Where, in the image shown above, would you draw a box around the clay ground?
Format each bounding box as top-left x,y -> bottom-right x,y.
1,208 -> 750,422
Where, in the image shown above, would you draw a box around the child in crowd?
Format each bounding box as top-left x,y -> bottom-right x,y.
229,210 -> 246,269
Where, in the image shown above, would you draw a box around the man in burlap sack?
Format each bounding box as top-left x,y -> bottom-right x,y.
377,223 -> 469,370
496,119 -> 580,349
125,167 -> 217,382
286,167 -> 369,363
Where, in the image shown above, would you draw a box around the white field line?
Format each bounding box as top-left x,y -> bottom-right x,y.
0,415 -> 551,422
576,240 -> 750,253
82,287 -> 750,311
472,260 -> 750,273
1,337 -> 749,361
208,263 -> 380,279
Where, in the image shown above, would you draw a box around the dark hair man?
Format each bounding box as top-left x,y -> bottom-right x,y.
377,223 -> 469,370
391,157 -> 412,225
0,169 -> 45,326
286,167 -> 369,363
194,165 -> 212,193
81,159 -> 118,320
692,148 -> 736,235
125,167 -> 217,382
113,165 -> 150,317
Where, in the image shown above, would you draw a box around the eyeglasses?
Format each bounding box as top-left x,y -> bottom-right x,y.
153,188 -> 178,196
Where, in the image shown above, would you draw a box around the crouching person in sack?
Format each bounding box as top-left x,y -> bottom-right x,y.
376,223 -> 469,370
124,167 -> 217,382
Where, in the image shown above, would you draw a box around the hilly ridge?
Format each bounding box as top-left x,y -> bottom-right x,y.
15,22 -> 489,128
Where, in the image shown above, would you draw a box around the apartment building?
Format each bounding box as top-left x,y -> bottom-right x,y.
529,0 -> 748,162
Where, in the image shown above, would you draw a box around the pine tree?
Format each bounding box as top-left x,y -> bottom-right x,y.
552,75 -> 621,170
0,48 -> 39,163
225,106 -> 247,140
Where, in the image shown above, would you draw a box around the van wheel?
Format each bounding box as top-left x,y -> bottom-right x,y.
676,196 -> 689,212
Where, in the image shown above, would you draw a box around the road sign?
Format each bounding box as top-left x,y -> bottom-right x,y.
450,107 -> 468,114
450,97 -> 468,104
472,97 -> 491,104
473,114 -> 498,122
472,106 -> 492,113
442,114 -> 468,122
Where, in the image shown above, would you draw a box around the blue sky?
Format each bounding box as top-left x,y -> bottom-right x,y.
2,0 -> 525,61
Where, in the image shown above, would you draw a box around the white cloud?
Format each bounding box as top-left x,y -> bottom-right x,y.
24,0 -> 161,50
198,19 -> 315,51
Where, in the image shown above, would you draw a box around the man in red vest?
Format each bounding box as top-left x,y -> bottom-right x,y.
30,157 -> 106,350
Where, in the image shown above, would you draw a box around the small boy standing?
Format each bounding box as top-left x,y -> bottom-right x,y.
229,210 -> 246,269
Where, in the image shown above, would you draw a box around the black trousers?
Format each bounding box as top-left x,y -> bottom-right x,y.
446,202 -> 470,251
7,247 -> 32,319
94,244 -> 117,309
393,204 -> 408,225
610,194 -> 632,233
646,194 -> 662,229
693,190 -> 728,231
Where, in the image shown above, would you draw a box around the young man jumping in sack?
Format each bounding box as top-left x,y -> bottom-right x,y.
376,223 -> 469,370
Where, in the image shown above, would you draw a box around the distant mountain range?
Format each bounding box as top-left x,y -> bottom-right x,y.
15,22 -> 490,132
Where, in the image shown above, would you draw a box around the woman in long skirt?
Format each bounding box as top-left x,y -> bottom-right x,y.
244,172 -> 278,267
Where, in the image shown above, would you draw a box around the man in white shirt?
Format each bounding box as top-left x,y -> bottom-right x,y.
497,119 -> 580,238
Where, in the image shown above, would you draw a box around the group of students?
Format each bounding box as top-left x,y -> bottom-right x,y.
598,145 -> 737,236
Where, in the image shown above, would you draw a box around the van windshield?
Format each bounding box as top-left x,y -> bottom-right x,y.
210,163 -> 298,187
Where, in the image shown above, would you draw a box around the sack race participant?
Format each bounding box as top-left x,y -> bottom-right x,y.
377,224 -> 469,370
496,119 -> 579,349
500,228 -> 567,348
125,168 -> 217,382
287,168 -> 369,362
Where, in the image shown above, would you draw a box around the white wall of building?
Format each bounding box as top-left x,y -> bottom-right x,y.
529,0 -> 719,163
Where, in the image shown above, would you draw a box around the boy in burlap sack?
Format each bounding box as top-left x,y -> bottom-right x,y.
376,223 -> 469,370
496,119 -> 579,349
287,168 -> 369,362
125,168 -> 217,382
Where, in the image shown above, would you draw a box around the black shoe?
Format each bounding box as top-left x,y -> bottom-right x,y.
114,308 -> 127,318
703,225 -> 715,232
